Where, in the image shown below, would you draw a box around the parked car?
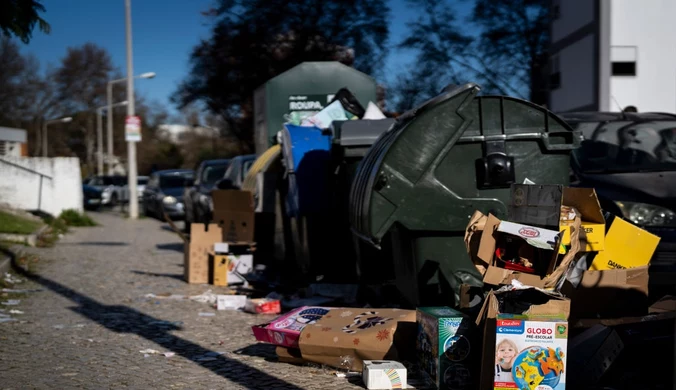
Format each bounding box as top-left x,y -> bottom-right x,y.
183,159 -> 231,229
561,111 -> 676,274
142,169 -> 194,220
220,154 -> 256,189
82,184 -> 103,210
137,176 -> 149,199
82,175 -> 128,206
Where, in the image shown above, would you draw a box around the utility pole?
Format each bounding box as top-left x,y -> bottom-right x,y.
125,0 -> 139,219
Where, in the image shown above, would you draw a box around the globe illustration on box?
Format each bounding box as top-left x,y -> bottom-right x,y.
512,346 -> 565,390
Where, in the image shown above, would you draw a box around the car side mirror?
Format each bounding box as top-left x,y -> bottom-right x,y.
215,178 -> 234,190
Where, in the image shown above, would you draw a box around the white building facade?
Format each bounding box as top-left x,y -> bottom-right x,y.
549,0 -> 676,113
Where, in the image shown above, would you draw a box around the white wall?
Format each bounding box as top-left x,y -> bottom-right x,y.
0,157 -> 83,216
551,0 -> 595,42
610,0 -> 676,113
550,35 -> 596,112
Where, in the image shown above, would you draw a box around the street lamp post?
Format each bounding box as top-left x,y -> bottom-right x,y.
42,116 -> 73,157
96,101 -> 128,175
125,0 -> 139,219
106,71 -> 154,175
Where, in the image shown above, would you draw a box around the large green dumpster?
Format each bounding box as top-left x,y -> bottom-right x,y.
253,61 -> 377,156
349,83 -> 582,307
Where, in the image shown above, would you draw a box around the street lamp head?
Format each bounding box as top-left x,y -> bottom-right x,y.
139,72 -> 156,79
61,117 -> 73,123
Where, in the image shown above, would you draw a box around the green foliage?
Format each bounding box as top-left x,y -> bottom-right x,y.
58,209 -> 97,227
0,210 -> 42,235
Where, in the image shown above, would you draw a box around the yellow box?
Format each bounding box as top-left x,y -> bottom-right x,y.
560,188 -> 606,252
590,215 -> 661,271
209,254 -> 231,286
561,221 -> 606,251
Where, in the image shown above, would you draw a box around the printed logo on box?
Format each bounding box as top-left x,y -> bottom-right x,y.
496,319 -> 525,334
518,227 -> 540,238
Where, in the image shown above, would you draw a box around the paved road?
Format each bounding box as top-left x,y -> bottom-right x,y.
0,212 -> 384,389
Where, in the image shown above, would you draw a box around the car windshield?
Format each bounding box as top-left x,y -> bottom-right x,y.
202,164 -> 228,185
571,120 -> 676,173
159,174 -> 191,188
87,176 -> 117,186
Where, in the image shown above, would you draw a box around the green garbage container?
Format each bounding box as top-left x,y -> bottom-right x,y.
349,83 -> 582,307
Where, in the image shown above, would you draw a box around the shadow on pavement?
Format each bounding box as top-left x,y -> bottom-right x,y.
155,243 -> 184,252
131,270 -> 184,281
61,241 -> 130,246
233,343 -> 278,362
2,248 -> 304,390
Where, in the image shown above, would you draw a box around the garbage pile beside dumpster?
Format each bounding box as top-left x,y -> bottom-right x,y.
174,74 -> 673,389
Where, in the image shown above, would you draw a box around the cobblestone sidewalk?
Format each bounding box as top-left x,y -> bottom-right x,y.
0,212 -> 389,389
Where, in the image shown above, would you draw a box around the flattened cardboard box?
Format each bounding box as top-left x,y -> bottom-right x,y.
185,223 -> 224,284
211,190 -> 255,242
298,308 -> 416,372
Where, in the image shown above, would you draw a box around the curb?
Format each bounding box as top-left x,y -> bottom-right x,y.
0,224 -> 49,247
0,252 -> 10,275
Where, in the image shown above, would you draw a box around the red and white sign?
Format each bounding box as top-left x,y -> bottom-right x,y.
518,227 -> 540,238
125,115 -> 141,142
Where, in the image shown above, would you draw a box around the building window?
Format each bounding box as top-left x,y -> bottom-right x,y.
611,46 -> 637,76
549,55 -> 561,90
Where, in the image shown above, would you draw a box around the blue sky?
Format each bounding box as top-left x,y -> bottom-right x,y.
19,0 -> 472,118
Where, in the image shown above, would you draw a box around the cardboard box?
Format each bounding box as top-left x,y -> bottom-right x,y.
298,308 -> 416,372
216,294 -> 247,310
252,306 -> 330,348
564,265 -> 650,320
476,287 -> 570,390
473,213 -> 580,288
559,188 -> 605,252
211,190 -> 255,242
589,214 -> 660,270
184,223 -> 224,284
363,360 -> 407,389
275,346 -> 308,365
493,315 -> 568,390
208,252 -> 253,286
509,185 -> 606,252
417,307 -> 477,390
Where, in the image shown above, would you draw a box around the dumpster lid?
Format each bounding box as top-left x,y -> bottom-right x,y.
331,119 -> 395,147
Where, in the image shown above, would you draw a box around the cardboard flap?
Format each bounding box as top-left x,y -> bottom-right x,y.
562,187 -> 605,224
476,286 -> 570,326
579,265 -> 650,293
477,213 -> 501,265
212,190 -> 255,212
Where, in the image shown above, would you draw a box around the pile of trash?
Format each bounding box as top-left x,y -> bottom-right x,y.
248,183 -> 674,390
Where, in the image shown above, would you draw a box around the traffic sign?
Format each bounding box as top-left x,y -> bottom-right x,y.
125,115 -> 141,142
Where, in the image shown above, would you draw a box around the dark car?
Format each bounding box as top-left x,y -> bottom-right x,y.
561,111 -> 676,274
220,154 -> 256,189
183,159 -> 231,228
142,169 -> 194,220
82,184 -> 103,210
